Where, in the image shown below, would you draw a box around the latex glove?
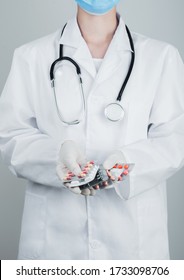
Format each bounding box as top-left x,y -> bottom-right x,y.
103,151 -> 127,183
104,151 -> 131,199
56,140 -> 96,196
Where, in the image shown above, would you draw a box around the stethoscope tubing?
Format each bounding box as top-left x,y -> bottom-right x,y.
50,22 -> 135,124
116,25 -> 135,102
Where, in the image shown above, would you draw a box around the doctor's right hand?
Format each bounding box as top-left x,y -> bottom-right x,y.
56,140 -> 96,196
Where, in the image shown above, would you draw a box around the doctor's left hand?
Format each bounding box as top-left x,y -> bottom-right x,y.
56,140 -> 96,196
103,150 -> 127,182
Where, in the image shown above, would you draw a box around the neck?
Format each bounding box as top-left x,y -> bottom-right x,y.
77,7 -> 118,46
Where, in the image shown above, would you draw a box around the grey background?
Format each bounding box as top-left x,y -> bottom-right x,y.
0,0 -> 184,260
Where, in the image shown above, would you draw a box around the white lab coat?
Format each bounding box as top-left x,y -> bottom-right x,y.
0,16 -> 184,260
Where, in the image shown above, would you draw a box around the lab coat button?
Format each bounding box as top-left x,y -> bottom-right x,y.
90,240 -> 100,249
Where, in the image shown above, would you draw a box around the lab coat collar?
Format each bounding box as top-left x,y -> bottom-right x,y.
58,17 -> 83,49
58,15 -> 133,79
111,14 -> 133,52
58,15 -> 132,52
59,17 -> 96,78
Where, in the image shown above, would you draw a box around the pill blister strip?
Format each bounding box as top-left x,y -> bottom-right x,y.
63,162 -> 134,190
63,161 -> 99,187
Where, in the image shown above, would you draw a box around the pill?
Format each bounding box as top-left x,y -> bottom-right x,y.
113,165 -> 117,168
84,168 -> 90,172
87,161 -> 93,164
124,164 -> 129,169
118,165 -> 123,169
68,172 -> 75,177
94,185 -> 100,190
78,174 -> 86,178
103,181 -> 108,187
123,170 -> 129,176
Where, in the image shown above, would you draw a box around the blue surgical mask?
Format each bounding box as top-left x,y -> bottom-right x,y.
75,0 -> 120,15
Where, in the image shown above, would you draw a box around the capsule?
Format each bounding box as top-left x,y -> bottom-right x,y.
64,176 -> 72,181
68,172 -> 75,177
123,170 -> 129,176
103,181 -> 108,187
78,173 -> 86,178
84,167 -> 90,172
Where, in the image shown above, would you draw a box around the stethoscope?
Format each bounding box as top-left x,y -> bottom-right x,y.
50,24 -> 135,125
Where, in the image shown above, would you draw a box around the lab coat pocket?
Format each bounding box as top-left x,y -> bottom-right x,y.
17,192 -> 47,259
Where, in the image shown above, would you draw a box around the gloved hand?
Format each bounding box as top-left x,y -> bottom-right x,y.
103,151 -> 131,199
56,140 -> 96,196
103,150 -> 127,183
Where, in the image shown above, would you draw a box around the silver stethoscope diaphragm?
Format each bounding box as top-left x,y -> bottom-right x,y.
104,102 -> 125,122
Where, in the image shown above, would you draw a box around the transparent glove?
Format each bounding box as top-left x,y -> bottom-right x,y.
103,151 -> 127,186
104,151 -> 132,199
56,140 -> 96,196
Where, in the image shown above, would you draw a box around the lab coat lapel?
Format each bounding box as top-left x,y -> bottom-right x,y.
96,48 -> 122,84
95,17 -> 133,84
59,17 -> 96,78
73,42 -> 96,79
58,16 -> 133,82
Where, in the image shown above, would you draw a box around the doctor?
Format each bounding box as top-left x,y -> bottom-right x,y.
0,0 -> 184,260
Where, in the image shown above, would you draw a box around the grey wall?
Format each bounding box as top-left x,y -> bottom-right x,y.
0,0 -> 184,259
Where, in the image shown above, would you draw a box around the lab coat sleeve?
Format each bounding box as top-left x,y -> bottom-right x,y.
0,49 -> 63,188
117,46 -> 184,200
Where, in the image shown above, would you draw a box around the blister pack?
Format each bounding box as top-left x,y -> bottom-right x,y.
63,161 -> 134,191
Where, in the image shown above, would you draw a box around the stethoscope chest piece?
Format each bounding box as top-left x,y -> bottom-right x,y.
105,102 -> 125,122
